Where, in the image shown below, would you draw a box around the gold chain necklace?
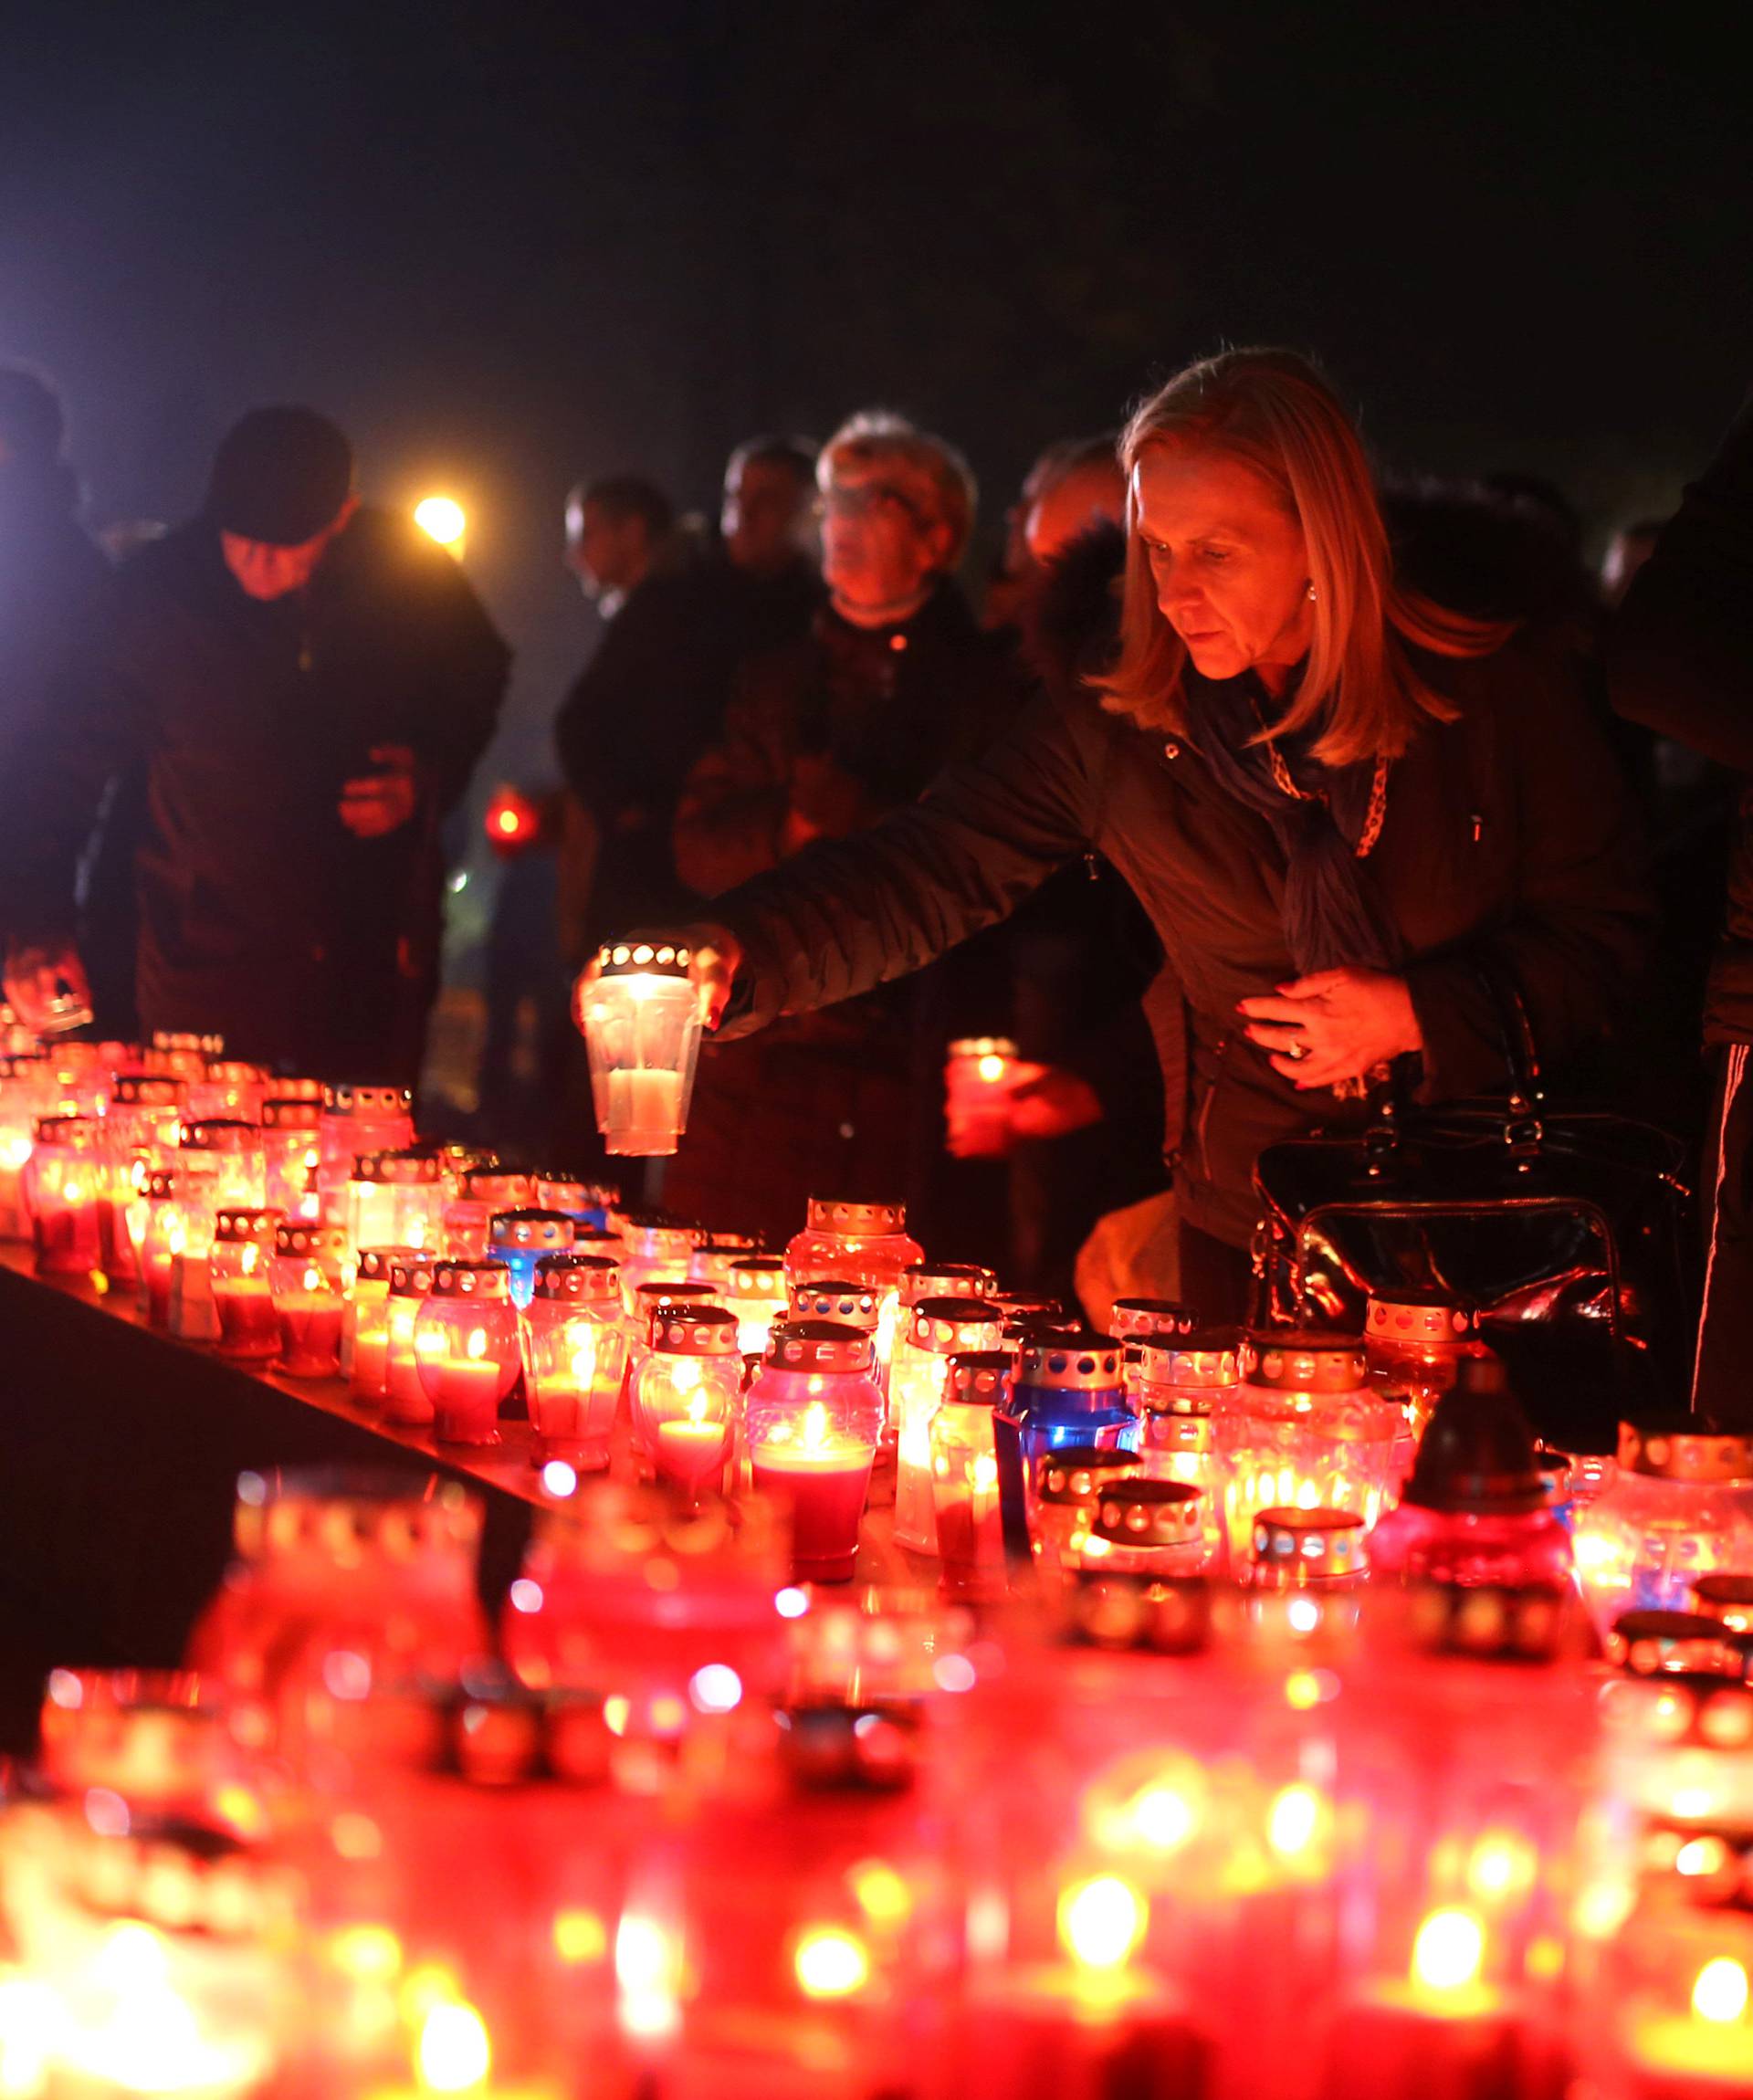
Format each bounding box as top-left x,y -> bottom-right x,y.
1251,702 -> 1391,859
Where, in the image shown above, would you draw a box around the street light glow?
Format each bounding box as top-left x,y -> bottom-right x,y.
414,495 -> 467,553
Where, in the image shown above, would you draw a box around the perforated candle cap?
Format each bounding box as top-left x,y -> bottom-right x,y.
1241,1327 -> 1367,1392
908,1297 -> 1002,1352
261,1097 -> 322,1130
900,1262 -> 997,1306
112,1074 -> 183,1108
947,1350 -> 1013,1407
1094,1477 -> 1202,1548
323,1082 -> 413,1118
1366,1286 -> 1478,1346
1139,1324 -> 1243,1391
789,1277 -> 880,1327
635,1279 -> 719,1312
215,1206 -> 282,1243
153,1030 -> 225,1056
358,1245 -> 422,1286
532,1171 -> 616,1209
32,1113 -> 100,1144
178,1117 -> 257,1151
804,1194 -> 907,1236
351,1146 -> 443,1184
650,1303 -> 740,1354
1251,1505 -> 1369,1579
596,940 -> 693,977
460,1167 -> 534,1205
1035,1444 -> 1140,1505
1693,1574 -> 1753,1622
274,1220 -> 348,1261
1408,1580 -> 1574,1663
534,1253 -> 621,1303
387,1256 -> 439,1297
489,1208 -> 576,1251
992,1293 -> 1064,1323
729,1256 -> 788,1298
429,1258 -> 512,1301
767,1318 -> 874,1373
1018,1334 -> 1124,1391
1065,1571 -> 1212,1654
1607,1610 -> 1742,1679
1109,1297 -> 1199,1341
1619,1416 -> 1753,1484
142,1168 -> 178,1202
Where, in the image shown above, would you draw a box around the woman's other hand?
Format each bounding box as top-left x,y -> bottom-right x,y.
1237,968 -> 1423,1088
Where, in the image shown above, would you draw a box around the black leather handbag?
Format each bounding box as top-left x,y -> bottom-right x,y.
1250,978 -> 1695,1447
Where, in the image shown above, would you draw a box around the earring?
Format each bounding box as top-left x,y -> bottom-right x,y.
1306,583 -> 1317,602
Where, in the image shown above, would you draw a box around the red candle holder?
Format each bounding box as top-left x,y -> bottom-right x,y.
260,1095 -> 324,1220
317,1080 -> 414,1220
345,1244 -> 418,1403
931,1353 -> 1013,1601
520,1253 -> 628,1470
269,1218 -> 352,1377
443,1165 -> 535,1259
900,1260 -> 999,1308
25,1111 -> 104,1276
210,1206 -> 286,1359
100,1073 -> 184,1286
615,1211 -> 704,1305
889,1297 -> 1003,1554
727,1255 -> 791,1359
137,1166 -> 184,1328
784,1195 -> 923,1381
414,1259 -> 520,1444
345,1144 -> 446,1256
746,1321 -> 886,1584
634,1304 -> 743,1502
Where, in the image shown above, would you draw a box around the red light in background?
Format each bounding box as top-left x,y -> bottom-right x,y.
484,786 -> 541,856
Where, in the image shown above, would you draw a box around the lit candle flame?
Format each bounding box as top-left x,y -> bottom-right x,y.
465,1328 -> 488,1360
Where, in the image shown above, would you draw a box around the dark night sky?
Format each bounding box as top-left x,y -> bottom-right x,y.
5,0 -> 1750,820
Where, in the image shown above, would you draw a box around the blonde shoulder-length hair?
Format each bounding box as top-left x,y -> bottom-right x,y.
1097,348 -> 1510,767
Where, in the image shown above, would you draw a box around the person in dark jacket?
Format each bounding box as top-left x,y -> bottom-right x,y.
1608,386 -> 1753,1420
1,405 -> 509,1085
582,351 -> 1653,1318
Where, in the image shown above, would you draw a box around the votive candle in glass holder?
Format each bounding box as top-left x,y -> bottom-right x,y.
746,1321 -> 886,1583
383,1254 -> 440,1424
931,1352 -> 1013,1601
209,1206 -> 285,1359
1075,1477 -> 1209,1578
260,1094 -> 324,1220
25,1111 -> 105,1276
414,1258 -> 520,1444
900,1259 -> 1000,1309
727,1255 -> 791,1359
101,1073 -> 184,1286
1246,1505 -> 1370,1590
783,1194 -> 923,1378
186,1056 -> 268,1123
1030,1445 -> 1147,1590
1108,1297 -> 1199,1404
615,1210 -> 703,1303
627,1281 -> 723,1438
635,1303 -> 742,1503
317,1080 -> 414,1219
345,1144 -> 446,1255
994,1334 -> 1133,1564
268,1218 -> 352,1377
943,1035 -> 1022,1155
889,1296 -> 1004,1553
346,1244 -> 419,1402
580,938 -> 705,1155
520,1252 -> 627,1470
137,1167 -> 184,1328
1574,1417 -> 1753,1638
443,1164 -> 534,1258
532,1168 -> 616,1232
488,1205 -> 577,1307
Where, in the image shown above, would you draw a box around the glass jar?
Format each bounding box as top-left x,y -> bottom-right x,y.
1574,1418 -> 1753,1636
616,1212 -> 703,1304
488,1205 -> 577,1307
0,1052 -> 44,1238
1076,1476 -> 1209,1578
100,1073 -> 184,1286
633,1303 -> 742,1503
210,1206 -> 285,1359
627,1280 -> 723,1425
932,1352 -> 1012,1601
147,1028 -> 225,1080
579,937 -> 706,1155
745,1321 -> 886,1583
413,1259 -> 520,1444
1247,1505 -> 1370,1590
531,1169 -> 615,1231
1215,1328 -> 1400,1566
1109,1296 -> 1198,1404
1367,1354 -> 1575,1590
520,1253 -> 627,1471
260,1094 -> 324,1221
137,1167 -> 184,1328
383,1254 -> 440,1425
889,1296 -> 1004,1553
728,1255 -> 791,1358
1692,1573 -> 1753,1636
317,1081 -> 414,1217
346,1244 -> 419,1402
268,1219 -> 352,1377
443,1165 -> 534,1258
26,1111 -> 104,1276
900,1260 -> 999,1308
1364,1286 -> 1485,1440
993,1333 -> 1132,1563
345,1145 -> 446,1256
1029,1444 -> 1146,1586
943,1034 -> 1022,1154
176,1115 -> 268,1235
784,1195 -> 924,1373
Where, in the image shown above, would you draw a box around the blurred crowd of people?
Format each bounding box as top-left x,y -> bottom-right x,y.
2,354 -> 1749,1401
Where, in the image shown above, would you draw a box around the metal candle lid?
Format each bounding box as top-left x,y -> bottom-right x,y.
789,1278 -> 880,1328
261,1097 -> 322,1130
1406,1580 -> 1574,1663
152,1030 -> 225,1055
533,1171 -> 615,1211
908,1297 -> 1002,1352
1240,1328 -> 1368,1392
178,1117 -> 257,1151
1618,1417 -> 1753,1484
323,1082 -> 413,1118
352,1147 -> 443,1184
1607,1610 -> 1743,1679
1693,1575 -> 1753,1632
489,1208 -> 576,1253
766,1318 -> 874,1374
274,1220 -> 348,1262
1035,1445 -> 1140,1506
1093,1478 -> 1202,1549
901,1262 -> 997,1306
387,1256 -> 439,1298
1251,1506 -> 1369,1580
1139,1325 -> 1243,1391
214,1206 -> 282,1243
1366,1287 -> 1478,1346
357,1245 -> 421,1286
729,1256 -> 788,1299
635,1280 -> 719,1316
32,1113 -> 100,1144
1018,1335 -> 1124,1391
804,1194 -> 908,1236
533,1253 -> 621,1304
1109,1297 -> 1199,1342
142,1169 -> 178,1202
111,1075 -> 183,1108
429,1259 -> 512,1301
1065,1571 -> 1212,1654
459,1167 -> 534,1207
947,1351 -> 1013,1407
596,940 -> 693,977
651,1303 -> 739,1355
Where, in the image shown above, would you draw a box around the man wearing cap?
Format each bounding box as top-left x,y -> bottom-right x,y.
1,405 -> 509,1083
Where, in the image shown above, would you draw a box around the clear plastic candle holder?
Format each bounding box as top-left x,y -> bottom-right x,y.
100,1073 -> 184,1286
889,1296 -> 1004,1553
25,1111 -> 104,1276
634,1303 -> 743,1503
1574,1418 -> 1753,1637
932,1352 -> 1013,1601
784,1195 -> 923,1376
185,1055 -> 268,1124
383,1254 -> 441,1424
1364,1286 -> 1486,1441
146,1027 -> 225,1081
627,1280 -> 723,1435
414,1259 -> 520,1444
137,1167 -> 184,1328
728,1255 -> 791,1358
1074,1476 -> 1209,1580
745,1321 -> 886,1583
346,1244 -> 420,1402
442,1164 -> 535,1257
520,1252 -> 627,1470
581,939 -> 704,1155
688,1229 -> 762,1293
345,1144 -> 446,1256
531,1168 -> 616,1231
994,1334 -> 1133,1564
209,1206 -> 285,1360
268,1218 -> 352,1377
488,1205 -> 577,1307
1109,1296 -> 1199,1404
317,1080 -> 414,1218
616,1211 -> 704,1304
1030,1444 -> 1147,1590
260,1095 -> 324,1220
1247,1504 -> 1370,1589
1215,1328 -> 1400,1565
176,1116 -> 268,1244
900,1259 -> 999,1308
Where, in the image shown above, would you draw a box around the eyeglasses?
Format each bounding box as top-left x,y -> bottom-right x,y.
819,481 -> 933,530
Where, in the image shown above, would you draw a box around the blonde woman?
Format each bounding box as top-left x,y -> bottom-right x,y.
583,350 -> 1653,1317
